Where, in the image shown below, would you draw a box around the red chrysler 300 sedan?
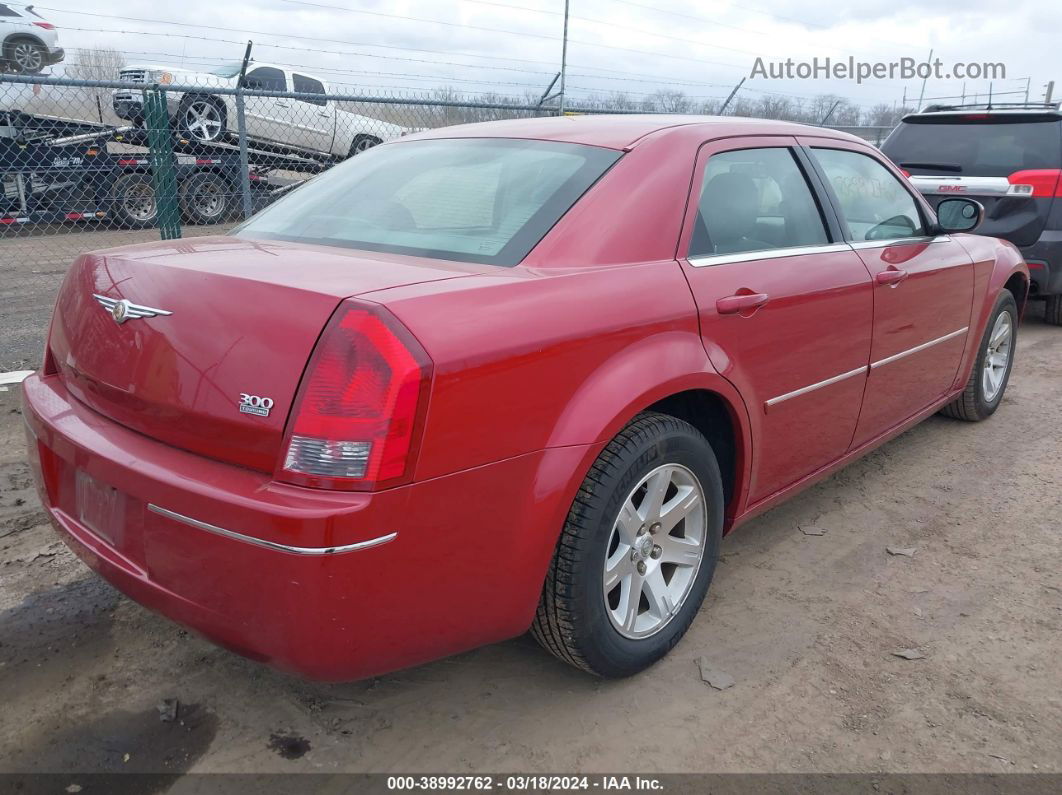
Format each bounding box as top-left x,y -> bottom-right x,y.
23,116 -> 1028,681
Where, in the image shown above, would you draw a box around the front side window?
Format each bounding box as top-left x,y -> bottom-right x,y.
293,74 -> 326,106
235,138 -> 621,266
811,148 -> 925,242
690,147 -> 828,258
243,67 -> 286,92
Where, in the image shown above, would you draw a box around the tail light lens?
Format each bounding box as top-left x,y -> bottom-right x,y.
1007,169 -> 1062,198
278,300 -> 432,491
33,22 -> 56,30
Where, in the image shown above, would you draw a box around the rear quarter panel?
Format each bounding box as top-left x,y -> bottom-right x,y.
951,234 -> 1029,389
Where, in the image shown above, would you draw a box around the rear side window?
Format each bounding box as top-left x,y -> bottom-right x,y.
0,4 -> 22,16
883,119 -> 1062,177
235,138 -> 622,266
811,148 -> 925,242
293,74 -> 326,106
690,147 -> 828,258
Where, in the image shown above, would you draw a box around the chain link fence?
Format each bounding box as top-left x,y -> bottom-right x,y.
0,72 -> 895,276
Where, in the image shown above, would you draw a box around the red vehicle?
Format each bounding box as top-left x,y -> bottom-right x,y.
23,116 -> 1028,681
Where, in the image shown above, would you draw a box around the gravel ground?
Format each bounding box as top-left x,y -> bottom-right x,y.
0,236 -> 1060,776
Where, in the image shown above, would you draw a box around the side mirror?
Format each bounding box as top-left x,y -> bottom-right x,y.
936,197 -> 984,234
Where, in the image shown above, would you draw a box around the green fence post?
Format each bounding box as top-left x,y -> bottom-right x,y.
143,88 -> 181,240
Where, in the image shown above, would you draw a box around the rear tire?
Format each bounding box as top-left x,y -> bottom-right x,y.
939,290 -> 1017,422
111,173 -> 157,229
1045,295 -> 1062,326
348,134 -> 382,158
532,412 -> 724,678
179,172 -> 232,225
6,39 -> 46,74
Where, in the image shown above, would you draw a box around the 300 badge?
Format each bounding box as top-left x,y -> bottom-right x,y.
239,393 -> 274,417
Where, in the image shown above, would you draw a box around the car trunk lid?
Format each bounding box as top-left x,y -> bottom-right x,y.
48,235 -> 472,472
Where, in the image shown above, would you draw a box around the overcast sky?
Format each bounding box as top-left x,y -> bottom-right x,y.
32,0 -> 1060,110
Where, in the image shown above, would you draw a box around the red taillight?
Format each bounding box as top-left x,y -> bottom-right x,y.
33,22 -> 55,30
1008,169 -> 1062,198
899,168 -> 911,178
278,301 -> 432,491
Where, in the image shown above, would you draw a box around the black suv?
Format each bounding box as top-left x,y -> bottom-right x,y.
883,103 -> 1062,324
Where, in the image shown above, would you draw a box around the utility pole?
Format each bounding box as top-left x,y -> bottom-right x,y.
1025,77 -> 1031,104
916,49 -> 932,110
718,77 -> 745,115
1046,81 -> 1055,105
558,0 -> 570,115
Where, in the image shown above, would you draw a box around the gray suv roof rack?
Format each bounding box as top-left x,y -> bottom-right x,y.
918,101 -> 1062,114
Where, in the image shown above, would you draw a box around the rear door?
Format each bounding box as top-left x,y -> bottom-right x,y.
290,73 -> 335,153
882,114 -> 1062,247
678,137 -> 874,505
802,140 -> 975,447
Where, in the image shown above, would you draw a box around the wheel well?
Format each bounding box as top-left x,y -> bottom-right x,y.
181,93 -> 227,118
646,389 -> 739,514
3,35 -> 46,51
1004,272 -> 1028,316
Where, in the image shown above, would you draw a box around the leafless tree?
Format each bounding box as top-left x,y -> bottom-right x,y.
65,47 -> 125,123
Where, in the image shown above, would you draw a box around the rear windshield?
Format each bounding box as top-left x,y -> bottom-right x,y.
883,117 -> 1062,176
235,138 -> 621,266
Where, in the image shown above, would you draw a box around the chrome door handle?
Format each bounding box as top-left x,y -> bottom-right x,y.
275,101 -> 290,108
716,292 -> 769,315
876,268 -> 909,287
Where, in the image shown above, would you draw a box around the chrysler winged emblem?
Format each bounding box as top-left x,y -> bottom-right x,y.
93,294 -> 172,325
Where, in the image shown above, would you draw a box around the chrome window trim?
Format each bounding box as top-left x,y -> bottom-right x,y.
848,235 -> 950,251
147,503 -> 397,555
687,242 -> 852,268
870,327 -> 969,369
764,366 -> 867,409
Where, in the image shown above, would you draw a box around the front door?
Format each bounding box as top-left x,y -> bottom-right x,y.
241,66 -> 290,144
801,141 -> 975,447
679,138 -> 874,505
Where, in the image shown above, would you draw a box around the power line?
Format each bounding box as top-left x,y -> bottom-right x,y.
37,4 -> 753,87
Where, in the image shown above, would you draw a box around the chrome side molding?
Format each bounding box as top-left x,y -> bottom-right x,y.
147,503 -> 397,555
765,366 -> 867,409
870,327 -> 968,370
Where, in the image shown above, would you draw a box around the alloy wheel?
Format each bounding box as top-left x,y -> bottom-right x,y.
603,463 -> 707,640
982,311 -> 1013,402
184,101 -> 223,142
12,42 -> 43,73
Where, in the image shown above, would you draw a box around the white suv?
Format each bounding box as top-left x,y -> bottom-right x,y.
0,2 -> 63,74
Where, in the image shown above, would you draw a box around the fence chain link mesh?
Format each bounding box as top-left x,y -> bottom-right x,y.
1,73 -> 893,367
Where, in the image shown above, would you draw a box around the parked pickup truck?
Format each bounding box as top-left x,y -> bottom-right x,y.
112,61 -> 407,158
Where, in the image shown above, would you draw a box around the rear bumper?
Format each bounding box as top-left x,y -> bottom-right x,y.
44,47 -> 64,65
22,373 -> 592,681
1019,233 -> 1062,296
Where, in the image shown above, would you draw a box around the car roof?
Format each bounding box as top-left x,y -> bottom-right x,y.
405,114 -> 866,150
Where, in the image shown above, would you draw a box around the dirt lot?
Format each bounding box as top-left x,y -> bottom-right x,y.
0,232 -> 1060,776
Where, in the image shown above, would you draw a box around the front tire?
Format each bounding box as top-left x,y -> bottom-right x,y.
532,412 -> 724,678
177,95 -> 227,144
940,290 -> 1018,421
